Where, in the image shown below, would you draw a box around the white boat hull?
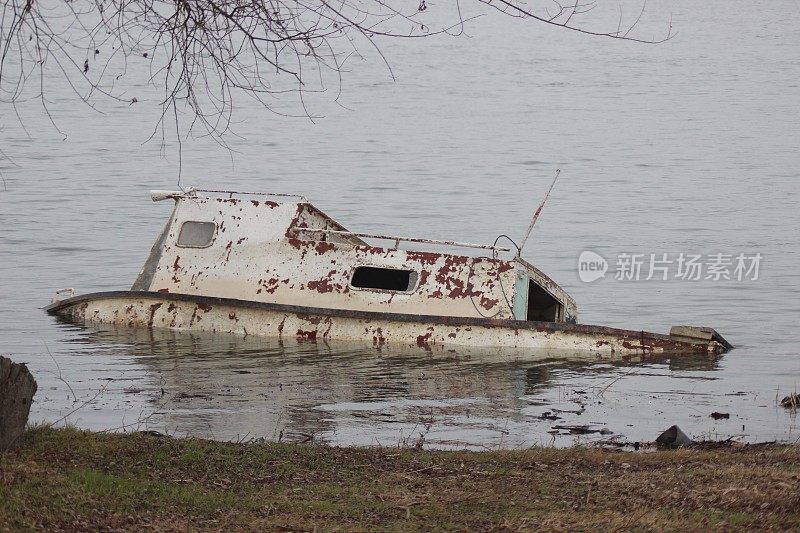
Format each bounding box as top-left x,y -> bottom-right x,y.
46,292 -> 730,360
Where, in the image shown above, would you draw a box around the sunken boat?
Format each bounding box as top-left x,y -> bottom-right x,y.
46,188 -> 732,358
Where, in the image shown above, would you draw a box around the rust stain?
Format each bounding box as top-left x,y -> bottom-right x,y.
314,241 -> 336,255
405,251 -> 441,265
296,329 -> 317,340
479,296 -> 499,310
446,278 -> 479,299
418,270 -> 430,286
433,256 -> 480,300
622,340 -> 651,353
416,327 -> 435,347
258,277 -> 282,294
171,256 -> 182,283
322,317 -> 334,339
498,262 -> 514,274
372,327 -> 386,346
147,302 -> 163,327
307,271 -> 340,294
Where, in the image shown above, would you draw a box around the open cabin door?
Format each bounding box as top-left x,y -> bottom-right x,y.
512,270 -> 564,322
527,281 -> 563,322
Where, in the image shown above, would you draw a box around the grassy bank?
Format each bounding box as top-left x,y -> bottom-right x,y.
2,428 -> 799,531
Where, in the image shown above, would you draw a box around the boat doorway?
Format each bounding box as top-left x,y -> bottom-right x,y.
527,281 -> 562,322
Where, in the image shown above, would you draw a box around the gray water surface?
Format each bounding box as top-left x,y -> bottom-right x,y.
1,0 -> 799,448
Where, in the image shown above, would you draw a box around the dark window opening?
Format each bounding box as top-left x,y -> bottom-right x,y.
527,281 -> 562,322
351,266 -> 417,292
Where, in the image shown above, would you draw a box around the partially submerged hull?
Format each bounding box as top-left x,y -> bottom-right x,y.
45,189 -> 734,360
46,292 -> 732,359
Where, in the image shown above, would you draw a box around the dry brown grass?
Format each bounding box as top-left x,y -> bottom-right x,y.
1,427 -> 799,531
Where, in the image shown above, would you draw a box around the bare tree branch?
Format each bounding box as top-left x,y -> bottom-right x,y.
0,0 -> 670,147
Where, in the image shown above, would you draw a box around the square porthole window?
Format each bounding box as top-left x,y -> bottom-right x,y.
176,221 -> 216,248
350,266 -> 418,292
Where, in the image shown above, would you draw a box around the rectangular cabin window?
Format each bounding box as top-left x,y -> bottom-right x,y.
176,221 -> 216,248
351,266 -> 417,292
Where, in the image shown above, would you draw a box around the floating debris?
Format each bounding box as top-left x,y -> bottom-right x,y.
780,393 -> 799,409
551,424 -> 601,435
174,392 -> 212,401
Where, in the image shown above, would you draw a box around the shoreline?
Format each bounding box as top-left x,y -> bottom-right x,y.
2,427 -> 799,530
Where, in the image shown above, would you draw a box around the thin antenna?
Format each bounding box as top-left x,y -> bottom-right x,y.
518,168 -> 561,257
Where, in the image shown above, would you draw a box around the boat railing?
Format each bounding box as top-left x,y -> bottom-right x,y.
296,228 -> 511,252
150,188 -> 308,202
191,188 -> 308,201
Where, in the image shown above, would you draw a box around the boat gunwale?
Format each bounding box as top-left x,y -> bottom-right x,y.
44,290 -> 729,350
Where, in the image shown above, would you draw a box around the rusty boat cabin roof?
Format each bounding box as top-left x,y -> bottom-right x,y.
134,188 -> 578,326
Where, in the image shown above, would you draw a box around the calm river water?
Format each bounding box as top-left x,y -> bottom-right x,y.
1,0 -> 798,448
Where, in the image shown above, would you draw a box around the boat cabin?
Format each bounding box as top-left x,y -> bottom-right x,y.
132,189 -> 577,323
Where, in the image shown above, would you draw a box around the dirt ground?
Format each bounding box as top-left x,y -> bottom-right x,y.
2,427 -> 799,531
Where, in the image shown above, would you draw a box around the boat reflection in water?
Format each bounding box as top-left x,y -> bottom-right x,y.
57,321 -> 721,449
